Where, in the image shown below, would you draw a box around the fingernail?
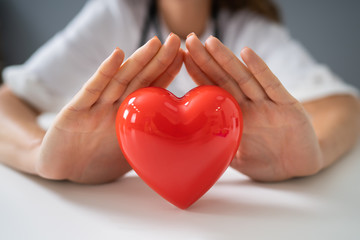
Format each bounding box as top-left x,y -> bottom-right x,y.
241,47 -> 250,53
187,32 -> 195,39
165,32 -> 174,42
148,36 -> 159,43
110,47 -> 119,56
205,34 -> 214,42
145,36 -> 159,45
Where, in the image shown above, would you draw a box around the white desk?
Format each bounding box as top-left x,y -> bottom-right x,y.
1,141 -> 360,240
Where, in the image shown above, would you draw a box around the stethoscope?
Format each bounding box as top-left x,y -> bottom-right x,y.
138,0 -> 221,47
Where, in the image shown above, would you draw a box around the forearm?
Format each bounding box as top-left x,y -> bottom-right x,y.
0,85 -> 45,174
303,94 -> 360,169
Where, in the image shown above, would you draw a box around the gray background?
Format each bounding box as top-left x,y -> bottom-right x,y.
0,0 -> 359,89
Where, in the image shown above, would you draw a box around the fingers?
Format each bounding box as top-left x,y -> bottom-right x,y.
70,34 -> 181,111
240,47 -> 297,104
121,33 -> 181,99
151,48 -> 184,88
186,33 -> 247,102
98,36 -> 162,104
183,50 -> 213,86
186,34 -> 296,105
204,36 -> 267,101
68,48 -> 125,111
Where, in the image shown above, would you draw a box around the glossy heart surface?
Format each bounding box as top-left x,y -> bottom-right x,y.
116,86 -> 243,209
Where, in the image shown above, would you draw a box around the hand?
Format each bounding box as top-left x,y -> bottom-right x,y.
36,34 -> 183,184
185,34 -> 323,181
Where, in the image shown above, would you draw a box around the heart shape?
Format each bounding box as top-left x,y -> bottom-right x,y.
116,86 -> 243,209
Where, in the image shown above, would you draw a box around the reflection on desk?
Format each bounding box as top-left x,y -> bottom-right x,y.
1,140 -> 360,240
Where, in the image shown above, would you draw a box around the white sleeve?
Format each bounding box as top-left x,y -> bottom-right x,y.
2,0 -> 141,113
223,10 -> 359,103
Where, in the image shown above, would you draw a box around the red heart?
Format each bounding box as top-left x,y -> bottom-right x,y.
116,86 -> 243,209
